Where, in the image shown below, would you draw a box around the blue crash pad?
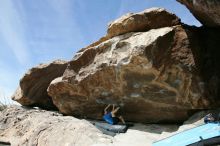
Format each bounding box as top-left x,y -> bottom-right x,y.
153,123 -> 220,146
93,121 -> 128,133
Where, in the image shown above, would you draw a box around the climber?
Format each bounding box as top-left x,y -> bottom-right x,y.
103,104 -> 125,125
204,113 -> 215,124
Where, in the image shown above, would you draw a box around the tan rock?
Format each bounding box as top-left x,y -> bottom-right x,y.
0,106 -> 213,146
12,60 -> 68,109
0,106 -> 178,146
0,106 -> 112,146
177,0 -> 220,27
107,7 -> 180,38
47,25 -> 217,123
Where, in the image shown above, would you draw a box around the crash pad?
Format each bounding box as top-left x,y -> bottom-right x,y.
153,123 -> 220,146
92,121 -> 128,133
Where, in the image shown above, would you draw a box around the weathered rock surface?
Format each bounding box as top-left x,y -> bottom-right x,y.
12,60 -> 68,109
0,106 -> 212,146
0,106 -> 112,146
177,0 -> 220,27
107,7 -> 181,38
48,23 -> 220,123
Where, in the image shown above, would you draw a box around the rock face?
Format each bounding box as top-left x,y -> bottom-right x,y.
12,60 -> 68,109
0,106 -> 112,146
177,0 -> 220,27
107,7 -> 181,38
48,21 -> 220,123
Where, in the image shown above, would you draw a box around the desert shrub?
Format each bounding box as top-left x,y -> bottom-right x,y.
0,90 -> 10,111
0,101 -> 7,111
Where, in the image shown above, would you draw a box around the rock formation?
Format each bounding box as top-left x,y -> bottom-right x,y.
47,8 -> 220,123
11,6 -> 220,123
12,60 -> 68,109
0,106 -> 112,146
48,26 -> 199,123
177,0 -> 220,27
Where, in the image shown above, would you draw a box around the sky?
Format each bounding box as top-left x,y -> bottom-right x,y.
0,0 -> 201,104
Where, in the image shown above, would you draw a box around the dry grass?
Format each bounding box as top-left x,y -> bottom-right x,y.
0,91 -> 10,111
0,101 -> 7,111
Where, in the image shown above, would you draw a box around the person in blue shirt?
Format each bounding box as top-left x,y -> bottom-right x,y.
103,104 -> 125,125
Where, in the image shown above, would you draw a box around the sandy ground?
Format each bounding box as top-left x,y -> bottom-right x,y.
92,124 -> 178,146
91,111 -> 207,146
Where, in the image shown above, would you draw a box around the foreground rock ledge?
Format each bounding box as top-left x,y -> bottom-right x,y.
0,106 -> 112,146
12,60 -> 68,109
0,106 -> 215,146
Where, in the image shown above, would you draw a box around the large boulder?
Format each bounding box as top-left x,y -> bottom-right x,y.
0,106 -> 112,146
48,22 -> 220,123
12,60 -> 68,109
107,7 -> 181,38
177,0 -> 220,27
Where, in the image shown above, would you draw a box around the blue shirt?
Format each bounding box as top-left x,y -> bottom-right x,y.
103,112 -> 114,125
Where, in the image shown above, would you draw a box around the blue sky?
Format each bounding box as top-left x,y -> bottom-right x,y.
0,0 -> 201,103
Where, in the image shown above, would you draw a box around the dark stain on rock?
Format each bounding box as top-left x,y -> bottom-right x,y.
123,71 -> 155,87
142,84 -> 176,101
